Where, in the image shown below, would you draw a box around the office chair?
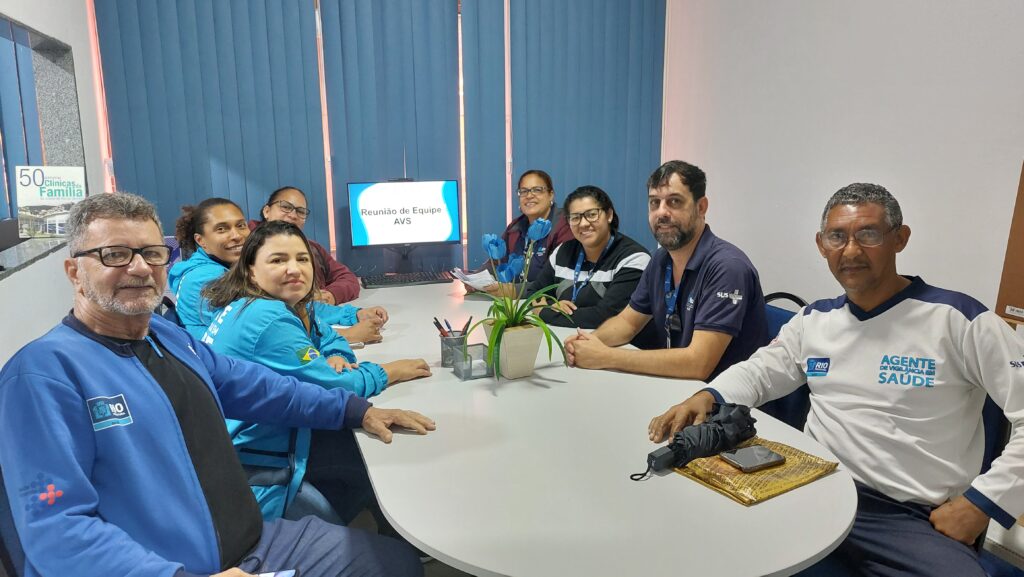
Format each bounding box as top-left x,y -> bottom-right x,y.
159,295 -> 181,326
157,236 -> 184,326
164,235 -> 181,268
757,292 -> 812,430
977,399 -> 1012,563
0,466 -> 25,577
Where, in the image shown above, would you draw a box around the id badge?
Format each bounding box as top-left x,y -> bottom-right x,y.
666,311 -> 682,347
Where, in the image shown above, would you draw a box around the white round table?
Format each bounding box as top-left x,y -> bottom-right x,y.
351,284 -> 856,577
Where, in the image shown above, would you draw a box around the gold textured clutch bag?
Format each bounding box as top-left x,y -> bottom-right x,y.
675,437 -> 839,506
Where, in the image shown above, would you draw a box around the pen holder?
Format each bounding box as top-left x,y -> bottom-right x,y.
440,331 -> 467,368
453,343 -> 494,380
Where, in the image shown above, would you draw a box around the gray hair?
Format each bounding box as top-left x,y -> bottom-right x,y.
67,193 -> 162,253
820,183 -> 903,232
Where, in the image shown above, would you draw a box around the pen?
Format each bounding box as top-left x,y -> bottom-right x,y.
462,316 -> 473,334
433,318 -> 449,337
444,319 -> 454,333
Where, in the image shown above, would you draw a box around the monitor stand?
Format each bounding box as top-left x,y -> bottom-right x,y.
386,244 -> 416,273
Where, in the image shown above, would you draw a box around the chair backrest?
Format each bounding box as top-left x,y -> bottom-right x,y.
0,466 -> 25,577
159,295 -> 182,326
982,397 -> 1012,475
164,235 -> 182,268
757,292 -> 811,430
159,235 -> 186,326
763,292 -> 808,340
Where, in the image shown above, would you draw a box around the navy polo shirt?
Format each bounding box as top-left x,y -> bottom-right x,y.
628,225 -> 768,380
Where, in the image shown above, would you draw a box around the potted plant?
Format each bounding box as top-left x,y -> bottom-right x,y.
467,219 -> 568,379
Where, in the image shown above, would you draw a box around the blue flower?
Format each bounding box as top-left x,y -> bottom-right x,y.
527,218 -> 552,242
496,254 -> 525,283
507,253 -> 525,278
482,234 -> 507,260
495,263 -> 515,283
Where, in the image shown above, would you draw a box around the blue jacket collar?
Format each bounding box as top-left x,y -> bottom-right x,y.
62,311 -> 149,358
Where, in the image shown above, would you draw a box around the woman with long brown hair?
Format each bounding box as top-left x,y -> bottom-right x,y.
200,220 -> 430,521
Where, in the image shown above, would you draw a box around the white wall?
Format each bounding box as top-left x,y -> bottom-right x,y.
662,0 -> 1024,305
0,250 -> 72,364
1,0 -> 102,360
3,0 -> 105,198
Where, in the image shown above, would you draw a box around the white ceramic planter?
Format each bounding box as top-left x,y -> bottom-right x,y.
483,322 -> 544,379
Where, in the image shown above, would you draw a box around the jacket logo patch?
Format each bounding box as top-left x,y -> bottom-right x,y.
38,483 -> 64,505
806,357 -> 831,377
296,346 -> 321,364
87,394 -> 133,431
19,473 -> 65,514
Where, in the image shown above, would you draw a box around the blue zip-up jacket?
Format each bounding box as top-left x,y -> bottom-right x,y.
201,298 -> 388,518
0,314 -> 370,577
168,247 -> 359,339
168,246 -> 226,339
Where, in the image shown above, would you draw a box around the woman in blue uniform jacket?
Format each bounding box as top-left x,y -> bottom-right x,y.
168,197 -> 371,340
168,198 -> 260,338
200,220 -> 431,522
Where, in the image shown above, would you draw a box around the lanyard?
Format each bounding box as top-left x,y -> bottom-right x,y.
571,236 -> 615,303
664,262 -> 684,347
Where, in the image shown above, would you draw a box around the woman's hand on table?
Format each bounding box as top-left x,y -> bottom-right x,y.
382,358 -> 432,384
327,356 -> 358,373
358,306 -> 389,325
338,317 -> 384,344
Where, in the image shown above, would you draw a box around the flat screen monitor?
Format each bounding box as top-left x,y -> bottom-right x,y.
348,180 -> 461,248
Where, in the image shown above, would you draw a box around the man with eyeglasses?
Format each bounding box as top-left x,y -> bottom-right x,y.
649,183 -> 1024,577
565,160 -> 768,380
0,193 -> 431,577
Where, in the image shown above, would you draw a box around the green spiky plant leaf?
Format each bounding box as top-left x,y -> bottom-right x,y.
466,236 -> 572,379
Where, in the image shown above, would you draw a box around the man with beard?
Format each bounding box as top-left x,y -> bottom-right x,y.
565,160 -> 767,380
0,193 -> 432,577
648,184 -> 1024,576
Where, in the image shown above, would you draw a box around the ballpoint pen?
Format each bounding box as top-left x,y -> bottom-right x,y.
433,318 -> 449,336
462,316 -> 473,334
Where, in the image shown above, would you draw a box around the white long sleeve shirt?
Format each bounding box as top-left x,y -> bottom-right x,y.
707,276 -> 1024,528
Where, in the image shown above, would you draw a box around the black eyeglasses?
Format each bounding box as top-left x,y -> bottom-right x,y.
269,200 -> 311,219
567,208 -> 605,226
516,186 -> 550,197
73,245 -> 172,267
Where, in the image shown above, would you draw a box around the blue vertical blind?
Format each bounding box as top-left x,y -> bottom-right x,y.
94,0 -> 330,242
460,0 -> 508,266
319,0 -> 461,273
94,1 -> 666,268
0,17 -> 44,220
509,0 -> 665,247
